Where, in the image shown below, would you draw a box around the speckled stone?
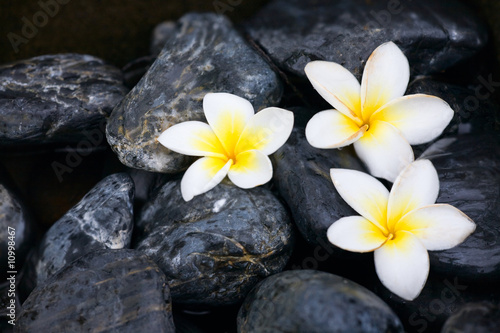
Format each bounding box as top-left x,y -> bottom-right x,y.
422,133 -> 500,283
0,54 -> 128,145
0,183 -> 35,278
441,302 -> 500,333
272,126 -> 365,250
134,179 -> 294,306
16,249 -> 175,333
150,21 -> 177,57
237,270 -> 404,333
246,0 -> 487,79
28,173 -> 135,287
106,13 -> 283,173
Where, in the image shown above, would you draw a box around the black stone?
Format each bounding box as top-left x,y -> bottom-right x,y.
0,54 -> 128,145
134,179 -> 294,306
246,0 -> 487,80
237,270 -> 403,333
421,133 -> 500,283
27,173 -> 135,287
16,249 -> 175,333
107,13 -> 283,173
272,125 -> 365,250
441,302 -> 500,333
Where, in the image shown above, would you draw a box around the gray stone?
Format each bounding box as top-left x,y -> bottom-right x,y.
135,179 -> 294,306
272,125 -> 365,250
246,0 -> 487,80
16,249 -> 175,333
28,173 -> 135,287
441,302 -> 500,333
151,21 -> 177,57
423,133 -> 500,283
237,270 -> 403,333
106,13 -> 283,173
0,54 -> 128,145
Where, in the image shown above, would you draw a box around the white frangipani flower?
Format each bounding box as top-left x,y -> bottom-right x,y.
327,159 -> 475,300
305,41 -> 454,182
158,92 -> 294,201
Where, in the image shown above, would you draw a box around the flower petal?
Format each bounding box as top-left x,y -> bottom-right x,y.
235,107 -> 294,156
387,159 -> 439,231
396,204 -> 476,251
370,94 -> 454,145
181,157 -> 232,201
353,120 -> 414,182
327,216 -> 388,253
374,230 -> 429,300
203,92 -> 255,155
158,121 -> 226,158
305,61 -> 362,123
330,168 -> 389,233
305,110 -> 368,149
361,42 -> 410,121
228,150 -> 272,189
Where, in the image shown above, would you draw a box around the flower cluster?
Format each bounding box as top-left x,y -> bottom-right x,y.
157,42 -> 475,301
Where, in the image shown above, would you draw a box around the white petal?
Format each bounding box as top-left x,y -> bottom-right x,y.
361,42 -> 410,121
327,216 -> 387,253
235,107 -> 294,156
370,94 -> 454,145
203,92 -> 255,155
305,61 -> 363,123
353,120 -> 414,182
181,157 -> 231,201
374,230 -> 429,300
396,204 -> 476,251
228,150 -> 272,189
158,121 -> 227,158
305,110 -> 367,149
387,159 -> 439,231
330,168 -> 389,233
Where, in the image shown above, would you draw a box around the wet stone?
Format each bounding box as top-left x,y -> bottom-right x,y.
106,13 -> 283,173
441,302 -> 500,333
27,173 -> 135,287
0,54 -> 128,145
272,126 -> 365,250
134,179 -> 294,306
422,133 -> 500,283
237,270 -> 404,333
16,249 -> 175,333
246,0 -> 487,80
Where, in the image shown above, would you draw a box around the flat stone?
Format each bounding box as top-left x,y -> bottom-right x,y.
246,0 -> 487,79
0,54 -> 127,145
106,13 -> 283,173
272,126 -> 365,250
16,249 -> 175,333
422,133 -> 500,283
135,179 -> 294,306
237,270 -> 403,333
441,302 -> 500,333
27,173 -> 135,287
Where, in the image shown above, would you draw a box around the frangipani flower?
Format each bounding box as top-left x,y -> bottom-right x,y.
305,42 -> 454,182
158,92 -> 294,201
327,159 -> 475,300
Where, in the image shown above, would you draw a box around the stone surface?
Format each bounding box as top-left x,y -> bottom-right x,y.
151,21 -> 177,57
272,125 -> 365,250
246,0 -> 487,79
441,302 -> 500,333
422,133 -> 500,283
0,183 -> 35,278
237,270 -> 403,333
107,13 -> 283,173
135,179 -> 294,306
27,173 -> 135,287
16,249 -> 175,333
407,77 -> 499,136
0,54 -> 127,145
